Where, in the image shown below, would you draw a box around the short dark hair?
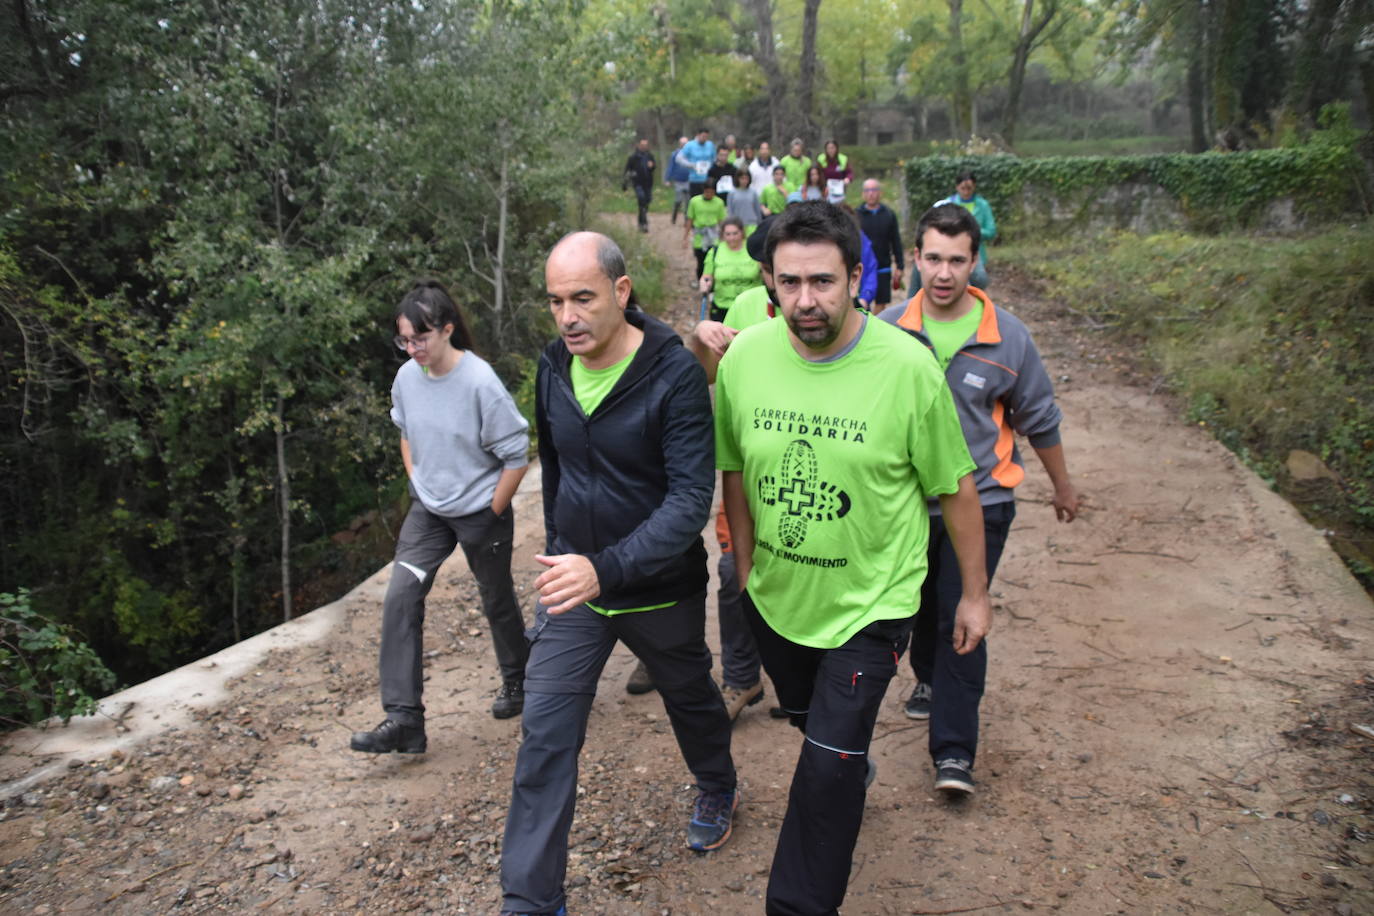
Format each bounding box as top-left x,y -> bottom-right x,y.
915,204 -> 981,256
763,201 -> 860,275
591,233 -> 639,309
734,168 -> 751,186
396,279 -> 475,351
955,170 -> 977,185
722,216 -> 745,234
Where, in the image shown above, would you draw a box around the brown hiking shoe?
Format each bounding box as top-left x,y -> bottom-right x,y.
721,682 -> 764,721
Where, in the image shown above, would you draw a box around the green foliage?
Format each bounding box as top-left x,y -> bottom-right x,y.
1,0 -> 600,683
1,589 -> 117,728
906,137 -> 1365,236
1000,223 -> 1374,578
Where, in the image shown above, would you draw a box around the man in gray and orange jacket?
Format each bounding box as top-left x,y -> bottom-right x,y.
879,202 -> 1082,798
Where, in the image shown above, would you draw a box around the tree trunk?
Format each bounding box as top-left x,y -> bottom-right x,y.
276,395 -> 292,622
798,0 -> 822,143
1004,0 -> 1059,147
742,0 -> 787,143
948,0 -> 972,137
1187,54 -> 1207,152
494,153 -> 508,344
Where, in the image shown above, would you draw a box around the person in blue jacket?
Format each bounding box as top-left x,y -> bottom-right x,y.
665,136 -> 692,225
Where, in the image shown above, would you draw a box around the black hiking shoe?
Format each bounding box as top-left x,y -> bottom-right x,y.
349,718 -> 426,754
492,680 -> 525,719
626,659 -> 656,695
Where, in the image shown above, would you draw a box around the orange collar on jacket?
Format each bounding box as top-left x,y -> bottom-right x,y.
894,286 -> 999,343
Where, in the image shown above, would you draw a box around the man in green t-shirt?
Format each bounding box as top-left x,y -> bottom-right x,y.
714,202 -> 992,915
684,184 -> 727,281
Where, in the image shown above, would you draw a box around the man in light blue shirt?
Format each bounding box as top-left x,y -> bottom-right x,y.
678,128 -> 716,197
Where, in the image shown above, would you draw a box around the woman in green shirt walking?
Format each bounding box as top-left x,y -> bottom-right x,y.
699,218 -> 761,322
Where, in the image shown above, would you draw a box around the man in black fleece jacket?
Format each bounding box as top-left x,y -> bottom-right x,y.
499,231 -> 738,916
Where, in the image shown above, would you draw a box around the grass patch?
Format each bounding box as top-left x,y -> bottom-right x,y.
999,223 -> 1374,588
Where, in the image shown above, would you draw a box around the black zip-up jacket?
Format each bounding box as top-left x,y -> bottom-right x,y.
858,202 -> 904,270
536,309 -> 713,609
623,149 -> 656,188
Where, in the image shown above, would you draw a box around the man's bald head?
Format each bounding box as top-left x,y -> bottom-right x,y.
548,231 -> 631,294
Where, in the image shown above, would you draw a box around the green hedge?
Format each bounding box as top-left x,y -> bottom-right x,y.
906,143 -> 1364,236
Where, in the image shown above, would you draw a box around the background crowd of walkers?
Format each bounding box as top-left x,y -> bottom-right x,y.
350,130 -> 1077,916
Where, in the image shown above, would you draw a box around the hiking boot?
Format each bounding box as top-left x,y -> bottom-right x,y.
491,680 -> 524,720
768,705 -> 790,719
625,659 -> 656,695
721,682 -> 764,721
687,787 -> 738,851
934,758 -> 975,797
349,718 -> 426,754
904,682 -> 932,721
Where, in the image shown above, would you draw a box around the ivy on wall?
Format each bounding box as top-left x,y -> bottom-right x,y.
906,143 -> 1364,236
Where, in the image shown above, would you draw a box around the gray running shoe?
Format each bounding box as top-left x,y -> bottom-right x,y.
904,682 -> 932,720
934,757 -> 975,796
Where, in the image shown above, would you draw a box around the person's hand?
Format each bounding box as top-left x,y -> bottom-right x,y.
951,592 -> 992,655
534,554 -> 600,614
1052,483 -> 1082,522
694,320 -> 739,358
892,267 -> 904,291
858,299 -> 871,310
698,276 -> 712,295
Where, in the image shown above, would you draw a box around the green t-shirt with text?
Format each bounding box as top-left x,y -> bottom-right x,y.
686,194 -> 727,249
924,301 -> 983,368
703,243 -> 763,317
714,318 -> 975,648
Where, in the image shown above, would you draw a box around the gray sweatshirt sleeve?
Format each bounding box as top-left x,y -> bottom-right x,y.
477,370 -> 530,469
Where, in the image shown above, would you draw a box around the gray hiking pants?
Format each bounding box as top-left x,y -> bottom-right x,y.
379,500 -> 526,725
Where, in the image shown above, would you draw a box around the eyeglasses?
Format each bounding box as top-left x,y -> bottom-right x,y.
394,332 -> 434,352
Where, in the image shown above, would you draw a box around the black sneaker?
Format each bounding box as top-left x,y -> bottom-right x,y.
625,659 -> 656,695
492,680 -> 524,719
934,758 -> 974,796
904,682 -> 932,720
349,718 -> 426,754
687,787 -> 738,851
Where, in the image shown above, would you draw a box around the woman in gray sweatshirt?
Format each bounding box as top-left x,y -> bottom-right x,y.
349,280 -> 531,756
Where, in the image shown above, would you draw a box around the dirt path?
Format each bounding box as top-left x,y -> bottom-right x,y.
2,213 -> 1372,915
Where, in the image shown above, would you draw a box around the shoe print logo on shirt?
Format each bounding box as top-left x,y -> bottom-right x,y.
756,439 -> 851,548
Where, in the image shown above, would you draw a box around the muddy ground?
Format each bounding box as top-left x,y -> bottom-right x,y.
1,212 -> 1372,915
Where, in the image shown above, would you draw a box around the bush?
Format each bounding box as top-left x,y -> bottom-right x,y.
1,589 -> 118,728
906,138 -> 1365,236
